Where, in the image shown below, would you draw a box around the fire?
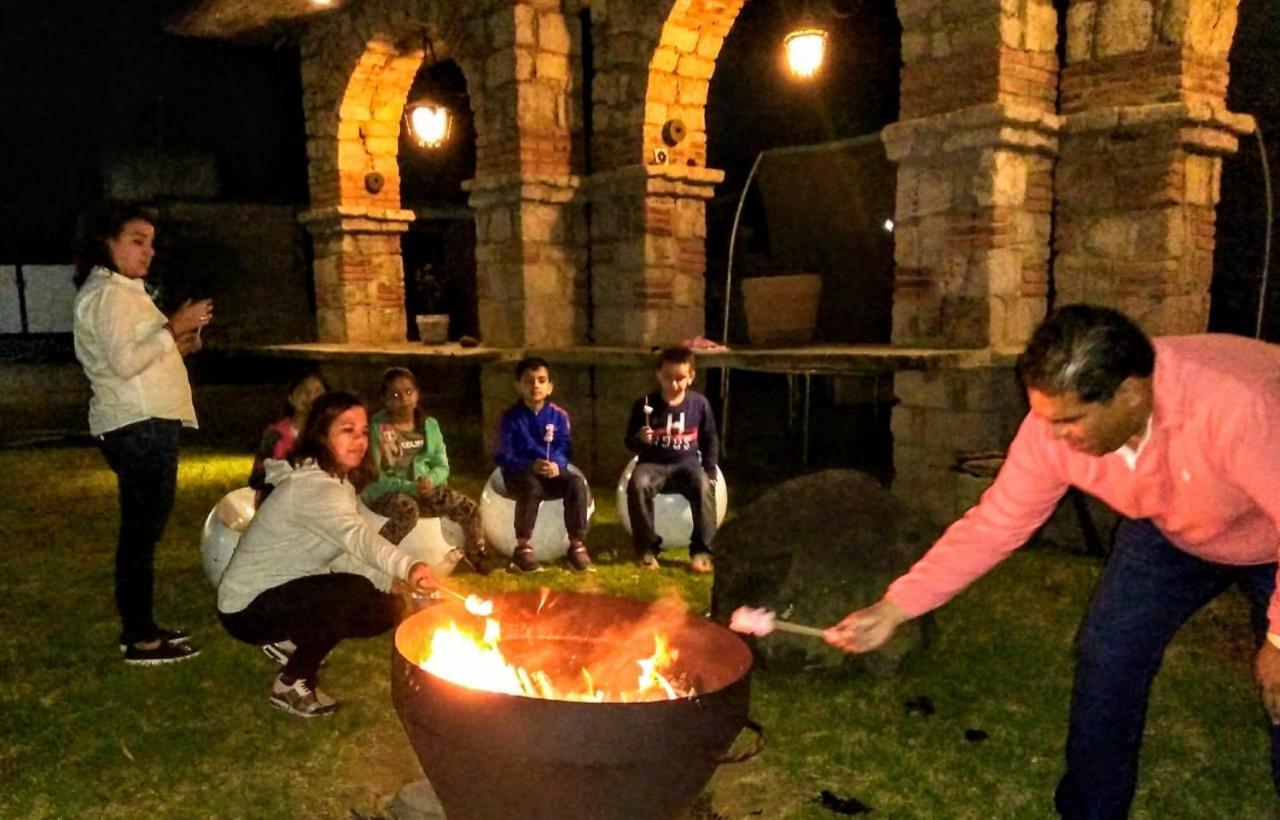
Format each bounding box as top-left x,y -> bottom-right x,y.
418,610 -> 689,703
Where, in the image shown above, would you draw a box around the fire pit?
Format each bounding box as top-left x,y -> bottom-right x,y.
392,590 -> 757,820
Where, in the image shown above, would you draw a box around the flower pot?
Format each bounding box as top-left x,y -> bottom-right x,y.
740,273 -> 822,346
415,314 -> 450,345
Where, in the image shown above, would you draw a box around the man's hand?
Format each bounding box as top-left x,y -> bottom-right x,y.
407,562 -> 437,593
1255,641 -> 1280,724
824,598 -> 910,654
416,476 -> 434,498
533,459 -> 560,478
638,427 -> 655,445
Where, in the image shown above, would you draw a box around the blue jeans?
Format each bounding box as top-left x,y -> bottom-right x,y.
1054,519 -> 1280,818
626,461 -> 717,556
97,418 -> 182,645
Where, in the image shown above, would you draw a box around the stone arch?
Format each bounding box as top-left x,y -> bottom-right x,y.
297,0 -> 583,344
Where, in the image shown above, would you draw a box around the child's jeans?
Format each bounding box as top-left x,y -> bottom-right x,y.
501,469 -> 589,541
626,461 -> 716,556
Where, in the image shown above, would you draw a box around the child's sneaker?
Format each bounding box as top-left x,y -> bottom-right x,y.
509,543 -> 543,574
638,550 -> 660,571
465,541 -> 496,576
269,675 -> 337,718
123,640 -> 201,666
118,626 -> 190,651
261,640 -> 297,666
689,553 -> 714,574
566,542 -> 594,572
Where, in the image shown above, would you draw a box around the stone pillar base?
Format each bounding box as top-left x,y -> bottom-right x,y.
588,164 -> 724,347
300,206 -> 415,344
391,779 -> 445,820
467,172 -> 587,348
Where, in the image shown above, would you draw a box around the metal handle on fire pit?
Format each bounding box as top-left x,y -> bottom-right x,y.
716,719 -> 766,764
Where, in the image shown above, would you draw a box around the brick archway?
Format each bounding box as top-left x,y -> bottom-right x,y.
587,0 -> 747,346
298,0 -> 583,346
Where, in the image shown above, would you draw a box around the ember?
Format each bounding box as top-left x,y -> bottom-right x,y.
415,594 -> 694,702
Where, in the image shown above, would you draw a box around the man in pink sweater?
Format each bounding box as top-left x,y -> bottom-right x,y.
827,305 -> 1280,817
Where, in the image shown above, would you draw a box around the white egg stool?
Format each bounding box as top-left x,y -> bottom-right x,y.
480,465 -> 595,563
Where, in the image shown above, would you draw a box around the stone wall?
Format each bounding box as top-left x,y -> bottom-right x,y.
1054,0 -> 1252,334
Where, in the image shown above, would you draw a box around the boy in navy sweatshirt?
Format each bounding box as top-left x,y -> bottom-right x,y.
494,356 -> 592,573
623,346 -> 720,573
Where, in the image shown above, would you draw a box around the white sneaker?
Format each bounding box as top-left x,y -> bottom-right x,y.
268,675 -> 338,718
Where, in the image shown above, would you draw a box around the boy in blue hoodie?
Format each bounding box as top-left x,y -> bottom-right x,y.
494,357 -> 592,573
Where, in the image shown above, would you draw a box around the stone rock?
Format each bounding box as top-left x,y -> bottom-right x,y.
391,778 -> 446,820
710,470 -> 926,676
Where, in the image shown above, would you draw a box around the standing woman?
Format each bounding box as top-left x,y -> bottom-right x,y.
73,203 -> 213,666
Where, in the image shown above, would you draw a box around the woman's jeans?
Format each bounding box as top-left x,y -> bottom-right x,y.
98,418 -> 181,645
219,573 -> 404,682
1054,518 -> 1280,818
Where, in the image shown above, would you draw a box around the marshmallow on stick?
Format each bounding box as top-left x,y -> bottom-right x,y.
642,397 -> 653,430
543,423 -> 555,461
729,606 -> 827,639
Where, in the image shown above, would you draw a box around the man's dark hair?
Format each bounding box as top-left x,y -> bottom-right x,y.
656,346 -> 695,368
290,390 -> 368,478
1017,304 -> 1155,403
515,356 -> 551,379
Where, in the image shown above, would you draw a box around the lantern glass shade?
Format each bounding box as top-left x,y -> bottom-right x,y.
406,101 -> 451,149
784,28 -> 828,78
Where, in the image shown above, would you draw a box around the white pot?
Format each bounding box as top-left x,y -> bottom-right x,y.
415,314 -> 450,344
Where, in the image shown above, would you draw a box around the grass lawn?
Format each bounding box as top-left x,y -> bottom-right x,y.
0,446 -> 1274,818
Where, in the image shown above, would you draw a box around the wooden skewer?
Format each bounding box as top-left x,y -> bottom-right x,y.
771,620 -> 828,638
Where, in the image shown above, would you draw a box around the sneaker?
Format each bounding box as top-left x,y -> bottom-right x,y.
269,675 -> 338,718
638,551 -> 660,571
464,542 -> 495,576
123,640 -> 201,666
508,543 -> 543,574
118,626 -> 190,651
689,553 -> 714,574
566,542 -> 595,572
261,640 -> 297,666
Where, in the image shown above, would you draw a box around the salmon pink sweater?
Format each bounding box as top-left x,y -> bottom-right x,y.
886,335 -> 1280,630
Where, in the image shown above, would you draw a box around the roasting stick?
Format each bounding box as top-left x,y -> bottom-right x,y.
729,606 -> 827,639
418,584 -> 495,617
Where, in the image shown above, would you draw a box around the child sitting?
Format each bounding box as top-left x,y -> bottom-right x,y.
361,367 -> 492,574
494,356 -> 592,573
248,372 -> 328,505
624,346 -> 720,573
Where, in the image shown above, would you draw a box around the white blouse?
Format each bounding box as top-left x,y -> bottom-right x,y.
73,267 -> 196,436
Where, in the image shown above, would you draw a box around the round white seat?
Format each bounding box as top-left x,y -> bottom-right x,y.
480,465 -> 595,562
615,457 -> 728,549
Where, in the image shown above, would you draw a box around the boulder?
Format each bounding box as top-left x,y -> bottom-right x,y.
711,469 -> 925,674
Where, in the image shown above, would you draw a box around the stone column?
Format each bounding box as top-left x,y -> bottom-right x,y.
1054,1 -> 1252,333
587,164 -> 723,346
300,206 -> 415,344
886,0 -> 1061,533
467,172 -> 587,348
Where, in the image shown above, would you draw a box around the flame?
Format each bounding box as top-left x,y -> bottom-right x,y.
418,614 -> 688,703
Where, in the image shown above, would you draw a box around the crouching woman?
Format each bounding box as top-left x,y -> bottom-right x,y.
217,391 -> 436,717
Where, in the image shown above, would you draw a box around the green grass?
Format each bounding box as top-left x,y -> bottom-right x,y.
0,447 -> 1274,818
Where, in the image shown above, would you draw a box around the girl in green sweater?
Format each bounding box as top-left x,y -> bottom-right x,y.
361,367 -> 492,574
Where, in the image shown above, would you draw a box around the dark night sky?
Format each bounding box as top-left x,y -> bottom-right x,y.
0,0 -> 308,261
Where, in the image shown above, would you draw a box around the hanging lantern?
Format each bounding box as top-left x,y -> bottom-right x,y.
405,99 -> 451,149
783,28 -> 829,79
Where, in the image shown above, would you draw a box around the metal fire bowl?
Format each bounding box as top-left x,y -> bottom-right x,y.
392,590 -> 754,820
